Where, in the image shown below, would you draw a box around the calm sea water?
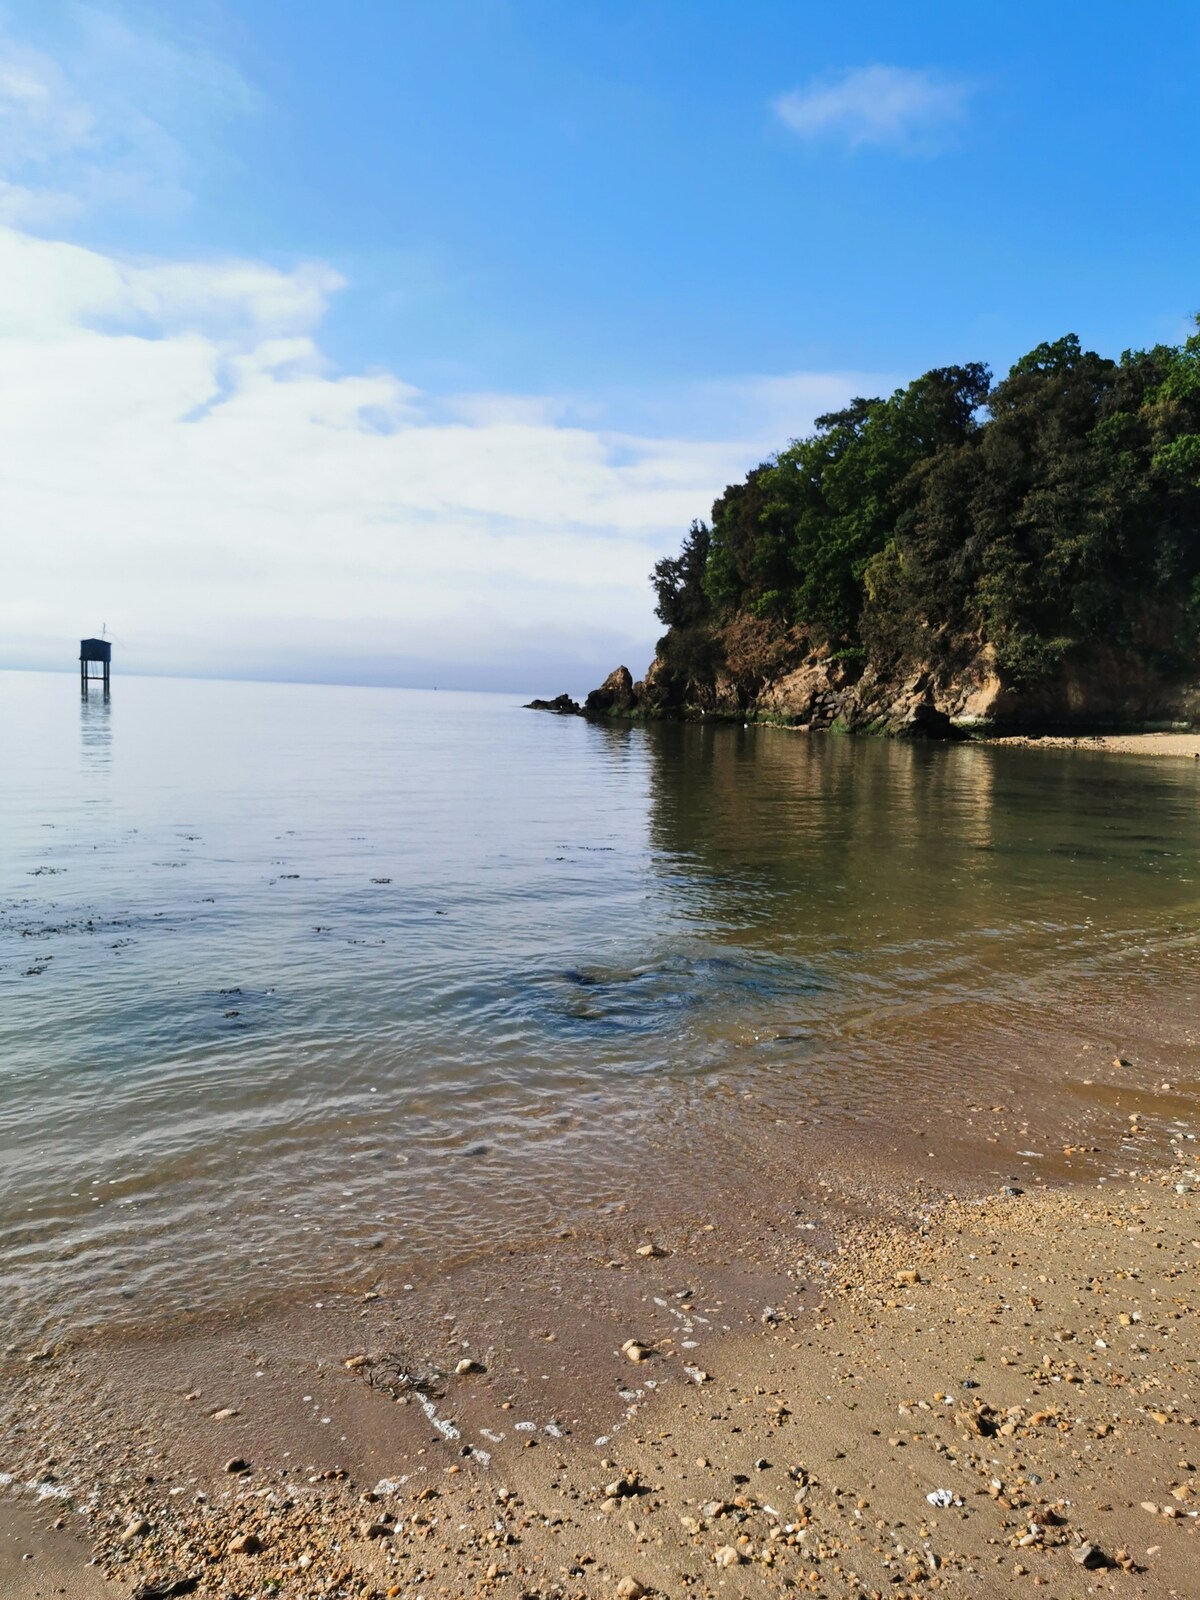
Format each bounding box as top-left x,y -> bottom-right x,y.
2,670 -> 1198,1342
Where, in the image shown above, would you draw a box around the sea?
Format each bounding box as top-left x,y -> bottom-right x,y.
2,669 -> 1198,1346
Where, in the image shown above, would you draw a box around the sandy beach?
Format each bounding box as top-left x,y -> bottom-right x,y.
985,732 -> 1200,759
3,1073 -> 1195,1600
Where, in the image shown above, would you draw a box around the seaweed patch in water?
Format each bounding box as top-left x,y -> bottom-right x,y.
509,951 -> 826,1039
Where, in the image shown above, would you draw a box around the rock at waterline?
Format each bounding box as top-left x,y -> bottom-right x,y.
525,693 -> 581,714
584,666 -> 637,716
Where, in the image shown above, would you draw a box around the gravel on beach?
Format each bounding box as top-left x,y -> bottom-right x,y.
3,1145 -> 1196,1600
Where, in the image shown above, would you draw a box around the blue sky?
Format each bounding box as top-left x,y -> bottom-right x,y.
2,1 -> 1198,688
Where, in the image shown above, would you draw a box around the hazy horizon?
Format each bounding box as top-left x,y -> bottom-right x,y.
3,659 -> 606,697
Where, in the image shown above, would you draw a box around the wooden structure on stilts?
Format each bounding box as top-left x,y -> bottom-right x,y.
80,637 -> 111,695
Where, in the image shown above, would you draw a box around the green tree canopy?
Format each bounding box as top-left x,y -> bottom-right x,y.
652,324 -> 1200,689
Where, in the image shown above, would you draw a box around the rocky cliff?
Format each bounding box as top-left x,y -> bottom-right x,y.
578,619 -> 1200,737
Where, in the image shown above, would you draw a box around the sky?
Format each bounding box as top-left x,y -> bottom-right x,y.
1,1 -> 1198,692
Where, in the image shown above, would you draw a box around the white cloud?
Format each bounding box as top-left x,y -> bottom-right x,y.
773,65 -> 969,151
0,226 -> 885,690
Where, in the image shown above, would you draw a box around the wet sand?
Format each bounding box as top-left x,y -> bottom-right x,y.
986,732 -> 1200,759
2,1056 -> 1196,1600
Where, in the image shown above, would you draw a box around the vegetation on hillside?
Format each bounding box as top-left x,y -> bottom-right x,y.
651,324 -> 1200,690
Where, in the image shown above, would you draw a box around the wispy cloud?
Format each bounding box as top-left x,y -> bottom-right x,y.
773,65 -> 969,152
0,10 -> 257,223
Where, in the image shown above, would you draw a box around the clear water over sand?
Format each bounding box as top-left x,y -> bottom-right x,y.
2,670 -> 1198,1342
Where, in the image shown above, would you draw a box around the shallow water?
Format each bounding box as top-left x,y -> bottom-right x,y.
2,670 -> 1198,1341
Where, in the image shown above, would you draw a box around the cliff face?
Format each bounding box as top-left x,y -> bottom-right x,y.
583,618 -> 1200,736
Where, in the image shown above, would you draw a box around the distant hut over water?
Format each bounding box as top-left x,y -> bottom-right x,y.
80,635 -> 111,695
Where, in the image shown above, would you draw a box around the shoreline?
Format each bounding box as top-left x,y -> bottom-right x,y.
3,1066 -> 1196,1599
983,731 -> 1200,759
534,701 -> 1200,758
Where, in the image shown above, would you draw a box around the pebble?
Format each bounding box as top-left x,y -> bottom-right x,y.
616,1578 -> 645,1599
636,1243 -> 667,1258
1071,1542 -> 1108,1568
119,1516 -> 149,1542
714,1544 -> 744,1567
228,1532 -> 263,1555
621,1339 -> 651,1362
455,1358 -> 486,1375
605,1473 -> 640,1500
224,1457 -> 249,1474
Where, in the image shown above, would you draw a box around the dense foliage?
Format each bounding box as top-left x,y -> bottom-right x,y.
651,325 -> 1200,686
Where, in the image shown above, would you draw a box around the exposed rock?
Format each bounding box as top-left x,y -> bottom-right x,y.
584,666 -> 637,717
525,693 -> 581,715
583,622 -> 1200,736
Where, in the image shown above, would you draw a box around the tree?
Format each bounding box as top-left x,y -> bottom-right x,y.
651,519 -> 712,627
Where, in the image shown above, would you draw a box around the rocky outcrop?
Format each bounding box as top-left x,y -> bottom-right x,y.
525,693 -> 581,714
583,666 -> 638,717
573,630 -> 1200,737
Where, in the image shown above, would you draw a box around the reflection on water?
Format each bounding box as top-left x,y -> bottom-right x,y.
79,688 -> 112,777
1,670 -> 1198,1341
